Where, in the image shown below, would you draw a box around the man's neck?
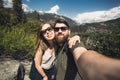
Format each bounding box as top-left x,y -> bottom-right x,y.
55,39 -> 68,48
59,43 -> 64,47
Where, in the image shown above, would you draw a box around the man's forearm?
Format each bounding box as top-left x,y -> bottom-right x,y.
73,50 -> 120,80
72,47 -> 87,61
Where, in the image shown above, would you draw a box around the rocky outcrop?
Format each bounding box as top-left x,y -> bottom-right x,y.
0,57 -> 32,80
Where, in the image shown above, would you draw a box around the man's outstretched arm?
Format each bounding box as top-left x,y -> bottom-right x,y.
73,48 -> 120,80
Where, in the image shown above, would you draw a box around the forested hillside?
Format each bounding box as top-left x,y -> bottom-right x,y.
0,0 -> 120,59
71,18 -> 120,58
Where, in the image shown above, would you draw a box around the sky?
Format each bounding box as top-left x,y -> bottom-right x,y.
3,0 -> 120,24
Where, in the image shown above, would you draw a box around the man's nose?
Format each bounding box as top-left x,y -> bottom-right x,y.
58,29 -> 62,32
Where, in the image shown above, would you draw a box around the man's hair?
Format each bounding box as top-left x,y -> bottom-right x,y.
54,19 -> 70,28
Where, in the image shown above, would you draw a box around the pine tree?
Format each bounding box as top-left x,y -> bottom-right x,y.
33,11 -> 40,20
0,0 -> 10,26
0,0 -> 3,9
13,0 -> 26,23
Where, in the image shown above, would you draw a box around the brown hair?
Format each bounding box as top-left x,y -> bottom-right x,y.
54,19 -> 70,28
35,22 -> 53,51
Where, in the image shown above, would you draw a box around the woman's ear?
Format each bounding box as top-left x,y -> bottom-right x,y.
69,29 -> 71,35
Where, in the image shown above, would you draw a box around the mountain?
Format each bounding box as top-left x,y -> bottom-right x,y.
25,12 -> 77,27
71,18 -> 120,58
25,11 -> 120,34
71,18 -> 120,34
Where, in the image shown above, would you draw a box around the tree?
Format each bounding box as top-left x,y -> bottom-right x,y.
12,0 -> 26,23
33,11 -> 40,20
0,0 -> 11,26
0,0 -> 3,9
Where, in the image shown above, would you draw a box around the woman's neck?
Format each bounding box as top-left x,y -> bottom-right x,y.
48,41 -> 54,49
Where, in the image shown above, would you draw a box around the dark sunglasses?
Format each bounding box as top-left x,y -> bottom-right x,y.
54,26 -> 69,32
41,27 -> 53,34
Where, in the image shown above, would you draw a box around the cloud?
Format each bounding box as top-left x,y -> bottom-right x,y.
74,6 -> 120,24
22,4 -> 33,12
46,5 -> 60,14
38,11 -> 44,13
26,0 -> 30,2
3,0 -> 13,8
3,0 -> 32,12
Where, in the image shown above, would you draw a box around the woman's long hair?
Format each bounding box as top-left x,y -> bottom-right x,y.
35,22 -> 53,51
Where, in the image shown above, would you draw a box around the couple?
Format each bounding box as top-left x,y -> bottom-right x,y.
29,19 -> 120,80
29,19 -> 82,80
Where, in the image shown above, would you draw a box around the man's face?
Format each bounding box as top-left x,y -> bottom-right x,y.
54,23 -> 70,45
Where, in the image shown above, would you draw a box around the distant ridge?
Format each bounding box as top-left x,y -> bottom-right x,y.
26,12 -> 77,27
26,11 -> 120,30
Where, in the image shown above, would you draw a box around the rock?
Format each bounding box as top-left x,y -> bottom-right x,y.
0,58 -> 32,80
0,58 -> 20,80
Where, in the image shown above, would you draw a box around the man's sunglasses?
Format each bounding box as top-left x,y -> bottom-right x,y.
54,26 -> 69,32
41,27 -> 53,34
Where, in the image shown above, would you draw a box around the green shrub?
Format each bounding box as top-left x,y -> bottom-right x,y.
0,20 -> 41,59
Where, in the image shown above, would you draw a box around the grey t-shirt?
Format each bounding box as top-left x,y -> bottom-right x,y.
55,41 -> 84,80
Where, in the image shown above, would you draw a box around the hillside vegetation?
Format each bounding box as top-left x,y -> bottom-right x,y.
0,16 -> 120,59
0,20 -> 41,59
0,0 -> 120,59
71,18 -> 120,58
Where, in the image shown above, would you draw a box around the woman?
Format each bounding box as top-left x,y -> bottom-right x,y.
29,22 -> 80,80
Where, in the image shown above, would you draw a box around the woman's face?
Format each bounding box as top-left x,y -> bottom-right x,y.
41,23 -> 55,41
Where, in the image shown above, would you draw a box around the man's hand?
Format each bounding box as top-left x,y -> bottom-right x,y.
68,35 -> 80,48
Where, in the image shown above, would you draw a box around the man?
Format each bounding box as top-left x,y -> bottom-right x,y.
53,19 -> 86,80
54,19 -> 120,80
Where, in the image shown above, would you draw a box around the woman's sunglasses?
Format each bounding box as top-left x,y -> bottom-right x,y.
41,27 -> 53,34
54,26 -> 69,32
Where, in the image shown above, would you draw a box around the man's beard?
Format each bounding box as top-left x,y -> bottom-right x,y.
55,33 -> 69,46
